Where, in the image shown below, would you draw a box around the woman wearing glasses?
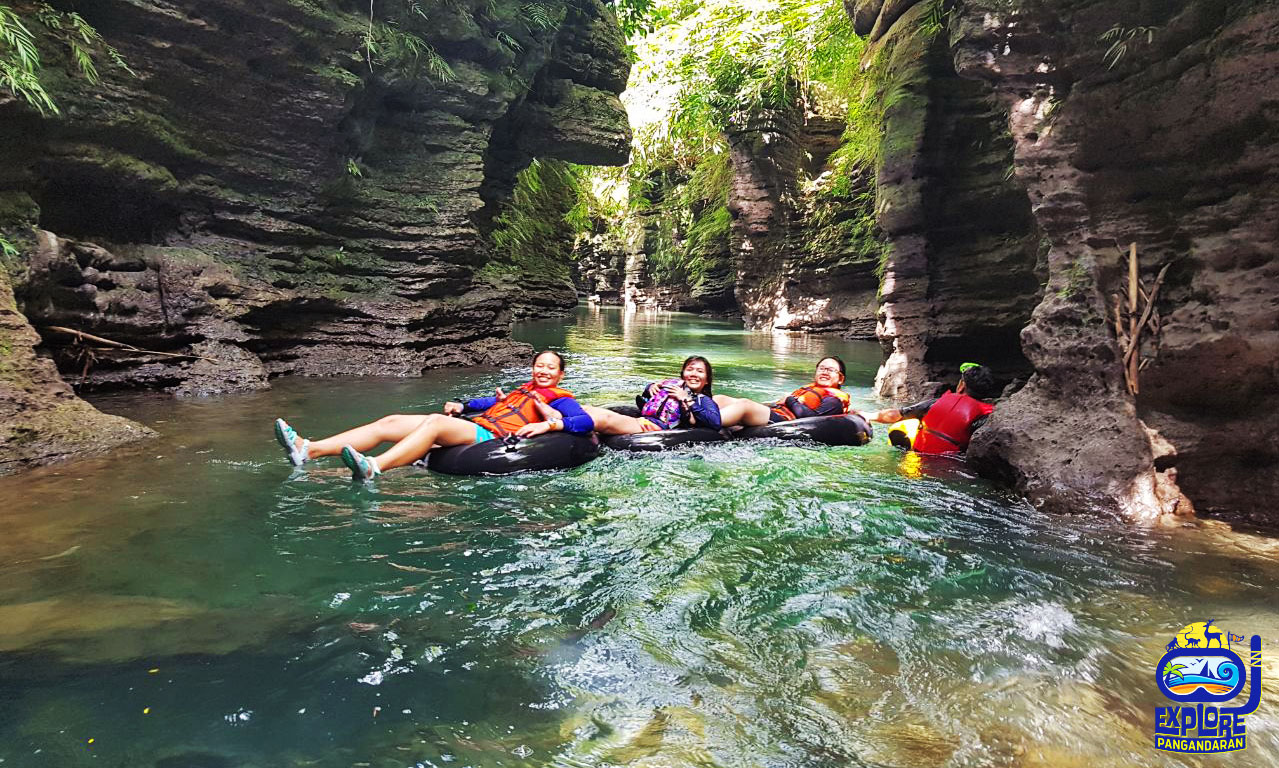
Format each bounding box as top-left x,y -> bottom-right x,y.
713,356 -> 852,428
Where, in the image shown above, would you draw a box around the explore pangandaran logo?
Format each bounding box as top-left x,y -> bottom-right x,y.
1154,620 -> 1262,754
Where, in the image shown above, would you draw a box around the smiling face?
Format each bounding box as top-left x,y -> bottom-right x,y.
814,357 -> 845,388
681,359 -> 709,393
531,351 -> 564,388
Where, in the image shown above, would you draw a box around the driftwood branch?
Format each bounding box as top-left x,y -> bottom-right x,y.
1110,244 -> 1169,396
1127,243 -> 1140,394
1123,263 -> 1170,366
44,326 -> 223,363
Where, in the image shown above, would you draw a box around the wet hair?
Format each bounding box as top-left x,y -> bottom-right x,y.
816,356 -> 846,387
961,364 -> 998,400
681,355 -> 714,395
533,350 -> 565,372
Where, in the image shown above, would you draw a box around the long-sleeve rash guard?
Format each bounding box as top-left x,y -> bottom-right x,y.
684,392 -> 722,429
465,394 -> 595,434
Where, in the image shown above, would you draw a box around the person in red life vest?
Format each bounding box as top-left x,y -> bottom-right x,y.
272,350 -> 593,480
713,356 -> 852,427
583,355 -> 721,434
866,362 -> 997,454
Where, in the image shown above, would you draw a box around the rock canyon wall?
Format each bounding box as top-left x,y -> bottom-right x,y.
0,0 -> 630,472
859,0 -> 1278,527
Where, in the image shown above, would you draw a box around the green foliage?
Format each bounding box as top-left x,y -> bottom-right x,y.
919,0 -> 950,39
1100,24 -> 1157,70
0,3 -> 133,114
607,0 -> 659,38
0,4 -> 53,113
345,157 -> 364,178
362,20 -> 455,81
486,159 -> 590,281
806,184 -> 883,267
625,0 -> 865,171
0,235 -> 17,259
494,29 -> 522,52
591,0 -> 944,293
519,2 -> 562,31
1057,259 -> 1089,299
356,0 -> 570,83
642,150 -> 732,287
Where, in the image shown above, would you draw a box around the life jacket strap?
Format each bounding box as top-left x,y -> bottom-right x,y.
475,385 -> 541,439
921,426 -> 963,448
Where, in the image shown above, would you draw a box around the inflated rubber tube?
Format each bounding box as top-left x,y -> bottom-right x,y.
599,403 -> 730,452
425,431 -> 601,475
734,414 -> 873,446
602,428 -> 729,452
887,418 -> 920,450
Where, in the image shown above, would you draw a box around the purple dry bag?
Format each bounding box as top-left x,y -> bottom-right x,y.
640,379 -> 686,430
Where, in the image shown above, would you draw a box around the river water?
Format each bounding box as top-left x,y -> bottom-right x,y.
1,305 -> 1276,768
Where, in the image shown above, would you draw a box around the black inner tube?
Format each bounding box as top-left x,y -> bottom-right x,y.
425,431 -> 601,475
422,409 -> 601,475
733,414 -> 873,446
600,403 -> 730,452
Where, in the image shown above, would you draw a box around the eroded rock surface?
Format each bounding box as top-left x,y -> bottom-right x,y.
952,0 -> 1278,525
847,0 -> 1279,526
0,266 -> 153,474
870,3 -> 1043,401
0,0 -> 630,470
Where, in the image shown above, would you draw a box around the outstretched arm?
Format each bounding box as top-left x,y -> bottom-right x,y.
547,397 -> 595,434
868,397 -> 937,423
786,395 -> 846,419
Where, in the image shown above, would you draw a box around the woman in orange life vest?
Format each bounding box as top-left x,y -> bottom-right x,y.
272,350 -> 593,480
867,362 -> 997,454
582,355 -> 721,434
712,356 -> 852,427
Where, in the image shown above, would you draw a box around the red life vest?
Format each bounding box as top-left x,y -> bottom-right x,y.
912,391 -> 994,454
471,383 -> 573,437
770,384 -> 851,421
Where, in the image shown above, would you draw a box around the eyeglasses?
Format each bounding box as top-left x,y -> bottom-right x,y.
816,366 -> 842,374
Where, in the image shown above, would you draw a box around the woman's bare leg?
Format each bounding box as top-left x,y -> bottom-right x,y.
306,414 -> 432,458
712,395 -> 772,427
372,414 -> 480,471
582,404 -> 653,435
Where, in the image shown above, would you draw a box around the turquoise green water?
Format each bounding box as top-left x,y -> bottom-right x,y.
2,305 -> 1277,768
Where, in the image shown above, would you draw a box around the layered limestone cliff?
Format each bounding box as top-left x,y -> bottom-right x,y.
0,0 -> 630,472
856,0 -> 1278,527
728,112 -> 883,335
596,110 -> 883,327
957,0 -> 1278,527
865,2 -> 1043,399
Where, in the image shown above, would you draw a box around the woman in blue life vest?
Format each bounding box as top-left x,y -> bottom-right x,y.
583,355 -> 721,434
868,362 -> 997,454
272,350 -> 593,479
713,356 -> 851,427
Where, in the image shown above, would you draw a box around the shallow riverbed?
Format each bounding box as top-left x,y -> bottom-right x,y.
1,305 -> 1276,768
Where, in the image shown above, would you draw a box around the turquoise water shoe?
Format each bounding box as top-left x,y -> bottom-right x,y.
274,418 -> 309,466
341,446 -> 380,481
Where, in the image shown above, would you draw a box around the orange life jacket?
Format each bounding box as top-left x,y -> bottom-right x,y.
912,391 -> 994,454
471,383 -> 574,438
770,384 -> 851,421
